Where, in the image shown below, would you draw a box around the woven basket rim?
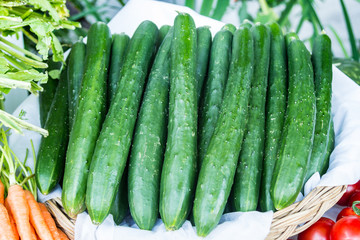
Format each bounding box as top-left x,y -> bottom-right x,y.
45,185 -> 347,240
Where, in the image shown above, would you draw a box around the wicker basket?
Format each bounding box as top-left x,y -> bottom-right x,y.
45,185 -> 346,240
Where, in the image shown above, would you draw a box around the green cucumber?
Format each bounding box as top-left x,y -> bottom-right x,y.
270,39 -> 316,210
62,22 -> 111,217
67,39 -> 86,128
110,167 -> 129,225
158,25 -> 171,46
198,28 -> 233,167
36,67 -> 69,195
285,32 -> 299,46
193,26 -> 254,237
128,27 -> 172,230
259,22 -> 287,212
304,33 -> 333,182
221,23 -> 236,33
85,20 -> 158,224
39,59 -> 60,127
159,13 -> 197,231
232,23 -> 270,212
108,33 -> 130,103
321,120 -> 334,175
196,26 -> 212,101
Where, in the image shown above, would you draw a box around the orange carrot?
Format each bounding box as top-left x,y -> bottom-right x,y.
0,203 -> 17,240
24,190 -> 54,240
39,203 -> 61,240
7,185 -> 37,240
0,179 -> 4,204
5,198 -> 19,240
57,229 -> 69,240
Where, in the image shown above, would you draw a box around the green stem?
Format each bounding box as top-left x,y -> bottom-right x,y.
278,0 -> 297,26
21,28 -> 39,45
305,0 -> 324,30
329,26 -> 350,58
0,43 -> 47,68
0,37 -> 42,61
340,0 -> 359,61
200,0 -> 214,16
0,109 -> 48,137
185,0 -> 195,9
211,0 -> 230,20
3,53 -> 28,70
296,15 -> 306,33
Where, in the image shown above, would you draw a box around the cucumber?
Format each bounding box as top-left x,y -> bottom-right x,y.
196,26 -> 212,101
285,32 -> 299,46
259,22 -> 287,212
240,19 -> 254,29
110,167 -> 129,225
232,23 -> 270,212
221,23 -> 236,33
128,27 -> 172,230
159,13 -> 197,231
193,26 -> 254,237
62,22 -> 111,217
320,120 -> 334,175
108,33 -> 130,103
39,59 -> 60,127
67,39 -> 86,128
36,67 -> 69,195
304,33 -> 332,183
198,29 -> 233,167
85,20 -> 158,224
158,25 -> 171,46
39,78 -> 58,127
270,39 -> 316,210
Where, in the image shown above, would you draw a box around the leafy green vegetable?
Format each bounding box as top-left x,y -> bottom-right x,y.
0,0 -> 79,135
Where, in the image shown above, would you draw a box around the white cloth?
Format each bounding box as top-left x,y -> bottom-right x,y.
8,0 -> 360,239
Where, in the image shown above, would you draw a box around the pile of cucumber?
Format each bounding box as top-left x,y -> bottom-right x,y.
35,12 -> 334,237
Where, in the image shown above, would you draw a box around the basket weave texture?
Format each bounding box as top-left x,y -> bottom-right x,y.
45,185 -> 346,240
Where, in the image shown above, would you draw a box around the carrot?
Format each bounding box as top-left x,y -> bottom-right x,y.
0,203 -> 17,240
0,179 -> 4,204
24,190 -> 54,240
57,229 -> 69,240
5,198 -> 19,240
7,185 -> 37,240
39,203 -> 61,240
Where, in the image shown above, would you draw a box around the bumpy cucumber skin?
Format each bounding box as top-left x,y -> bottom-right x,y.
108,33 -> 130,103
198,29 -> 233,167
158,25 -> 171,46
128,28 -> 172,230
321,120 -> 334,175
305,33 -> 333,182
67,40 -> 86,129
159,13 -> 197,231
36,69 -> 69,195
196,26 -> 212,101
193,27 -> 254,237
39,75 -> 59,127
271,39 -> 316,210
232,23 -> 270,212
62,22 -> 112,217
86,21 -> 158,225
259,22 -> 287,212
110,167 -> 129,225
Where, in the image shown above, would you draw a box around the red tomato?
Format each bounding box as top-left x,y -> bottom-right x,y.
298,217 -> 335,240
336,207 -> 358,221
330,216 -> 360,240
337,180 -> 360,206
348,192 -> 360,207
